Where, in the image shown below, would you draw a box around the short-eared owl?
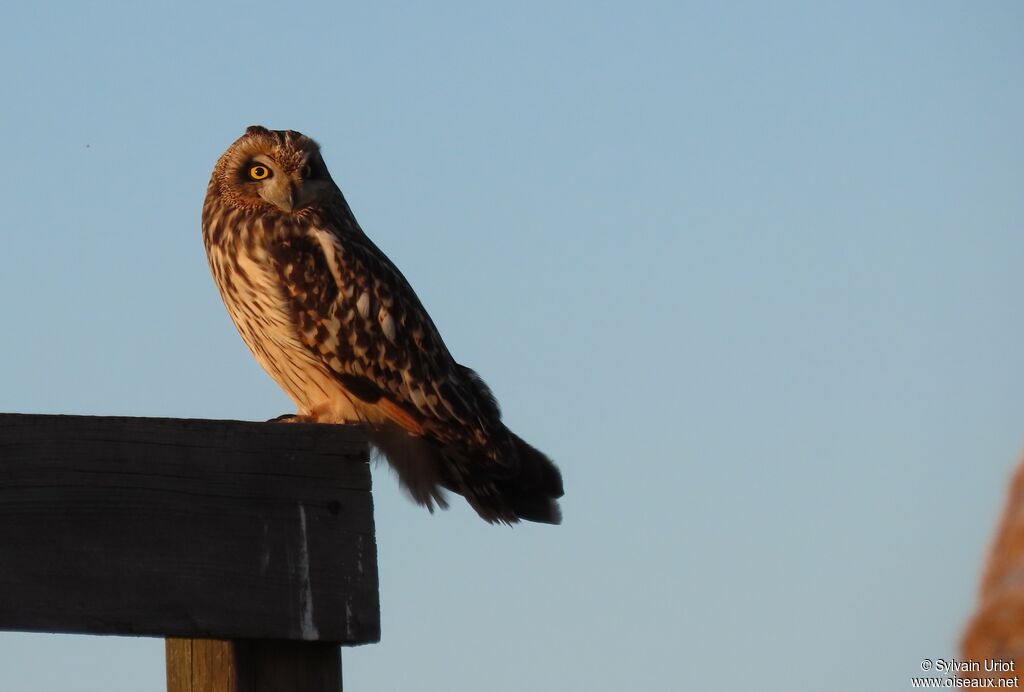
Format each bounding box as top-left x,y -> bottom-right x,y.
203,126 -> 563,524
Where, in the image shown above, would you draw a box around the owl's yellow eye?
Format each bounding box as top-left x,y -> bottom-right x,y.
248,164 -> 271,181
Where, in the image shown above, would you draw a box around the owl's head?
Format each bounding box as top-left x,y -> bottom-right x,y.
209,125 -> 338,214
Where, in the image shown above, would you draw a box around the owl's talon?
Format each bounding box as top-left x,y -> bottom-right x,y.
269,413 -> 303,423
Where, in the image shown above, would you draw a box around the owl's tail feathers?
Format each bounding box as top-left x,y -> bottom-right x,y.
498,431 -> 564,525
370,423 -> 563,525
457,431 -> 563,525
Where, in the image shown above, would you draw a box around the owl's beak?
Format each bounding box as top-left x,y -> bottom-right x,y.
259,177 -> 297,213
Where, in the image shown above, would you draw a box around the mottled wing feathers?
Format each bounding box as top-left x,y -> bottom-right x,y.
269,218 -> 504,458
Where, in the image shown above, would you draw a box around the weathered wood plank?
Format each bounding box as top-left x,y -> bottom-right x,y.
0,414 -> 379,644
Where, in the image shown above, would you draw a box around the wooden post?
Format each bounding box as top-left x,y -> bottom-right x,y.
166,639 -> 341,692
0,413 -> 379,691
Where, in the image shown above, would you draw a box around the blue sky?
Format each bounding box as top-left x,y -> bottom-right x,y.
0,2 -> 1021,690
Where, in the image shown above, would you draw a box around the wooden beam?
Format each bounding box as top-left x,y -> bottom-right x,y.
0,413 -> 379,644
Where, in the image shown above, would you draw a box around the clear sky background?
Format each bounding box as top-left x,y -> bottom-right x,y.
0,2 -> 1021,691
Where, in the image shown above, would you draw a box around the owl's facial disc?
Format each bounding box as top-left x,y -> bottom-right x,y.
245,154 -> 330,214
244,157 -> 295,212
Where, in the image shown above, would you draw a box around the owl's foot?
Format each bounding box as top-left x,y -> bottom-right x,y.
268,413 -> 314,423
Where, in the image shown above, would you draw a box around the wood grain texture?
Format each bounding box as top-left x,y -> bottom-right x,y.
0,414 -> 379,644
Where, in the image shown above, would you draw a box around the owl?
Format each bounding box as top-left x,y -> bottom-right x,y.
202,126 -> 563,524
